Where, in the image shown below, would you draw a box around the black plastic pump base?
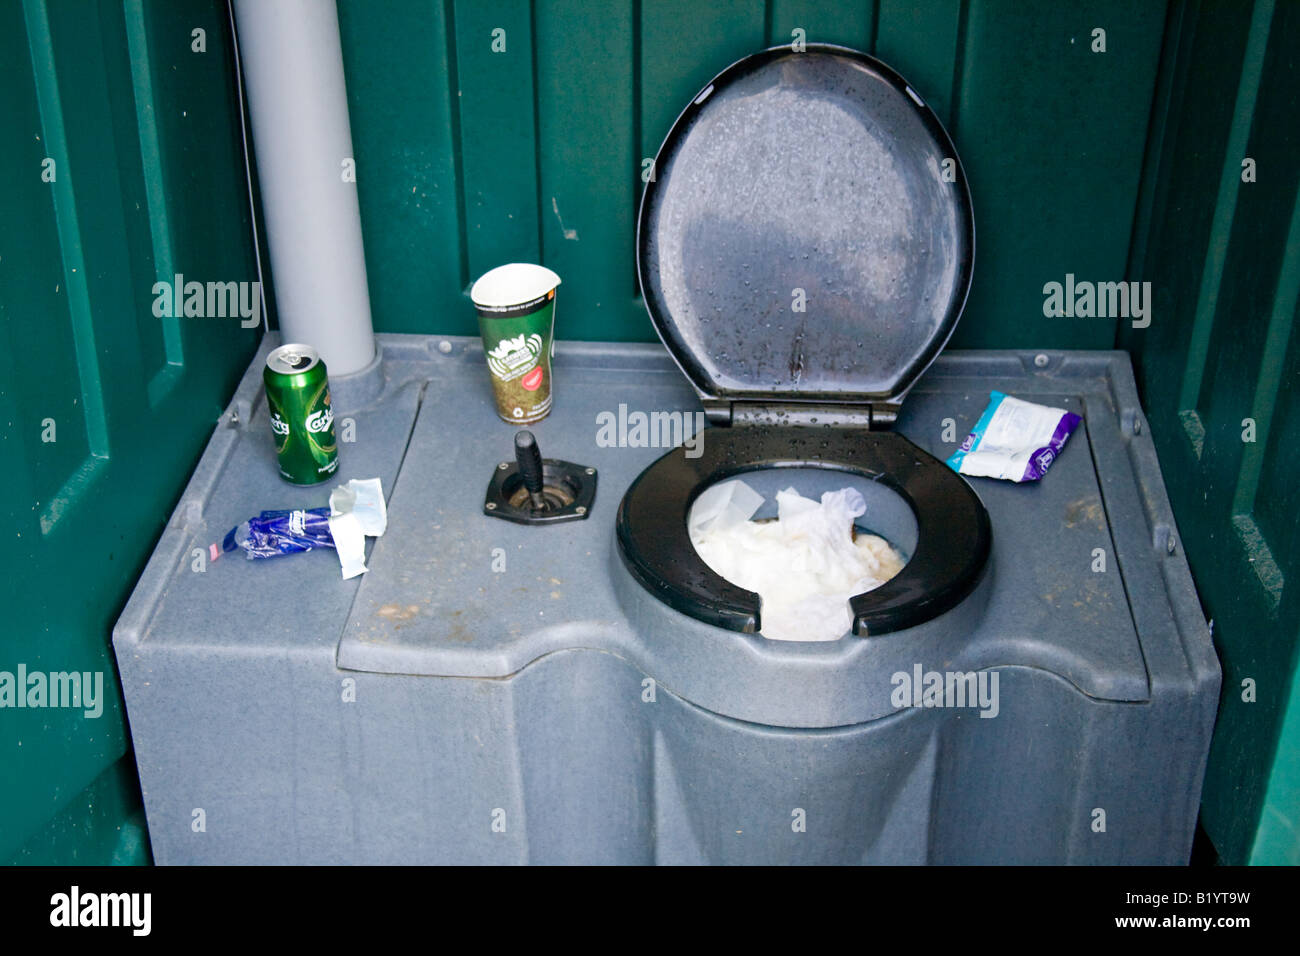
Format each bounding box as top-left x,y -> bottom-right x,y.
484,430 -> 597,525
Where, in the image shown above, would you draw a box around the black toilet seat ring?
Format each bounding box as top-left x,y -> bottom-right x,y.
615,427 -> 991,637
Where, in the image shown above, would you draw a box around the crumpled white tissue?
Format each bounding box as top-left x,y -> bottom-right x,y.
328,477 -> 387,579
689,480 -> 905,642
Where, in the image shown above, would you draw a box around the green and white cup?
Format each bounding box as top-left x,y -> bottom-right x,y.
470,263 -> 561,424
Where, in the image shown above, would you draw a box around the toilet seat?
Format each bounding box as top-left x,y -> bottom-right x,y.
616,426 -> 991,636
619,45 -> 989,638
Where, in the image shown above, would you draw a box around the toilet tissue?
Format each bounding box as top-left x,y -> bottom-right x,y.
689,480 -> 905,642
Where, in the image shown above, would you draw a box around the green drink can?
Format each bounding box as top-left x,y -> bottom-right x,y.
263,343 -> 339,485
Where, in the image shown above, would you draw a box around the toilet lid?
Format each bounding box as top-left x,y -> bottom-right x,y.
638,45 -> 974,409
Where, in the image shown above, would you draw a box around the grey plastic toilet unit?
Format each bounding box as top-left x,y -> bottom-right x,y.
113,47 -> 1220,864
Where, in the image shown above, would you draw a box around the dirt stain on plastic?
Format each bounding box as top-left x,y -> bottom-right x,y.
1064,496 -> 1106,530
377,603 -> 420,622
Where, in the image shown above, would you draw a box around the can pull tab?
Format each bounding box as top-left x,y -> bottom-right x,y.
483,431 -> 597,525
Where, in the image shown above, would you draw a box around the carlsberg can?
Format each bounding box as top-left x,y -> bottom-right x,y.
263,343 -> 339,485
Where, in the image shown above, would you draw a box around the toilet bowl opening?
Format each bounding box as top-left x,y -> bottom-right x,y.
688,466 -> 918,560
686,466 -> 917,641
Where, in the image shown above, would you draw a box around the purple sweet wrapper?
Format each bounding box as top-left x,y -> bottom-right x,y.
1021,411 -> 1083,481
222,507 -> 335,559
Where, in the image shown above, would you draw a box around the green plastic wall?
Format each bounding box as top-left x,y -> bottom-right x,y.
337,0 -> 1166,350
0,0 -> 260,863
2,0 -> 1296,865
1120,0 -> 1300,866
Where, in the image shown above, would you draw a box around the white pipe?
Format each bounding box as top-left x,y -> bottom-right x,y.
232,0 -> 376,376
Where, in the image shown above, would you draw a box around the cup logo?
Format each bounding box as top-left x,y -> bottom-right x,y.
486,333 -> 544,382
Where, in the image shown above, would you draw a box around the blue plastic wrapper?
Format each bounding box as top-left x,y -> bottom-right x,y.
222,507 -> 335,559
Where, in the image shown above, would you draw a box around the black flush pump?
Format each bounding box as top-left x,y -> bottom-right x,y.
483,430 -> 597,525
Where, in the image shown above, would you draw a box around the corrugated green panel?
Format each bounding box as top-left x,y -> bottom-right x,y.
1221,147 -> 1300,863
875,0 -> 961,123
536,0 -> 638,341
452,0 -> 542,278
1237,0 -> 1300,606
638,1 -> 766,164
1254,273 -> 1300,591
768,1 -> 875,53
336,0 -> 466,333
335,1 -> 1173,351
1121,0 -> 1300,865
0,0 -> 260,863
950,0 -> 1166,350
1124,2 -> 1249,416
1176,4 -> 1273,416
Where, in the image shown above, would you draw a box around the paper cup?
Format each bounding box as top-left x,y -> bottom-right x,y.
471,263 -> 561,424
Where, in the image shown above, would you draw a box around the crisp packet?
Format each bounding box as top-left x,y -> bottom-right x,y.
947,391 -> 1081,482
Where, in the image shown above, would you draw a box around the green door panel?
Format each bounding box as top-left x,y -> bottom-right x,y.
0,0 -> 261,863
1252,646 -> 1300,865
1121,0 -> 1300,864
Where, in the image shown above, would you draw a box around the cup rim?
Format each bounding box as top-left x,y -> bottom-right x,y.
470,263 -> 561,308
